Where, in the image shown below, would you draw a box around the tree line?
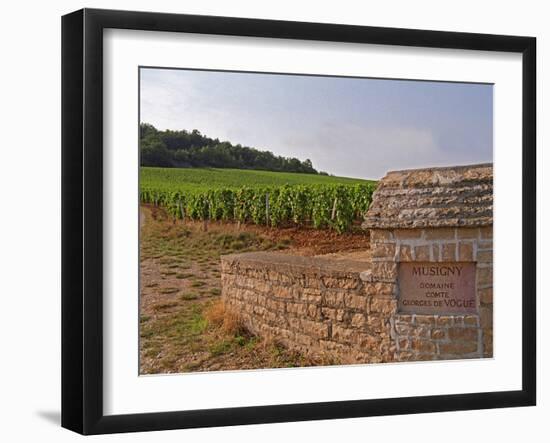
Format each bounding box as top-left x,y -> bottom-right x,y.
140,123 -> 321,174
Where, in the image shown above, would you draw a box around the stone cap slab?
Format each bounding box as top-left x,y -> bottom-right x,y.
221,251 -> 371,277
363,163 -> 493,229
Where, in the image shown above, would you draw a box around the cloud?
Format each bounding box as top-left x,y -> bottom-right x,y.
279,123 -> 440,179
139,68 -> 492,180
140,69 -> 259,141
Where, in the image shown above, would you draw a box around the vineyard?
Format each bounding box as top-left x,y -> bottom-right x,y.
140,167 -> 377,233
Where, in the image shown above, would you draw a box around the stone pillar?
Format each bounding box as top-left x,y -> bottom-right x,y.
363,164 -> 493,361
221,163 -> 493,364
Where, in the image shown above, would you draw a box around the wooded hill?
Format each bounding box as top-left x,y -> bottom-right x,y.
140,123 -> 320,174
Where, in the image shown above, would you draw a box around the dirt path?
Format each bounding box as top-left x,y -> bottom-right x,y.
139,204 -> 370,374
140,207 -> 146,228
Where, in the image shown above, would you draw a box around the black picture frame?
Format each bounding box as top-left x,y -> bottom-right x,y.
61,8 -> 536,435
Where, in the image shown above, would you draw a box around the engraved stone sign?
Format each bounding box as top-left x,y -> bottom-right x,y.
398,262 -> 477,314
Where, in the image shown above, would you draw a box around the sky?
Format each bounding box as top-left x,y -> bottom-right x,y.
140,68 -> 493,180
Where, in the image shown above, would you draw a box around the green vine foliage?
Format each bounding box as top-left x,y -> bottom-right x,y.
140,182 -> 376,233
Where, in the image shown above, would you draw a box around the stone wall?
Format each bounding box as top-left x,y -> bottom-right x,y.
369,227 -> 493,360
221,164 -> 493,364
221,225 -> 493,363
221,252 -> 395,364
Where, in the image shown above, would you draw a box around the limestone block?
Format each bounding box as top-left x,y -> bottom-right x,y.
425,228 -> 456,240
370,229 -> 394,242
457,227 -> 479,239
372,242 -> 396,259
398,245 -> 413,261
448,327 -> 478,341
439,341 -> 479,355
441,242 -> 457,261
477,267 -> 493,287
414,245 -> 430,261
394,229 -> 423,240
458,242 -> 474,261
411,338 -> 436,353
478,288 -> 493,305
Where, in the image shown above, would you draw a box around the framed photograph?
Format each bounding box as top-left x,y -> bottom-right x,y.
61,8 -> 536,435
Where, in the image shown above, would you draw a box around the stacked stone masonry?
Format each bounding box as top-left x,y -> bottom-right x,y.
364,164 -> 493,361
221,252 -> 394,364
221,163 -> 493,364
369,226 -> 493,361
363,163 -> 493,229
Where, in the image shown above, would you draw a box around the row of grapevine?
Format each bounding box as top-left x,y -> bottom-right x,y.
140,183 -> 376,233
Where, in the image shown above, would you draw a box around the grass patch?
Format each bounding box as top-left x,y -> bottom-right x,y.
244,336 -> 259,351
205,300 -> 246,335
209,340 -> 233,356
180,293 -> 199,301
151,301 -> 178,312
175,272 -> 194,279
189,314 -> 208,334
158,287 -> 179,294
144,348 -> 161,359
159,258 -> 176,265
231,335 -> 258,350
